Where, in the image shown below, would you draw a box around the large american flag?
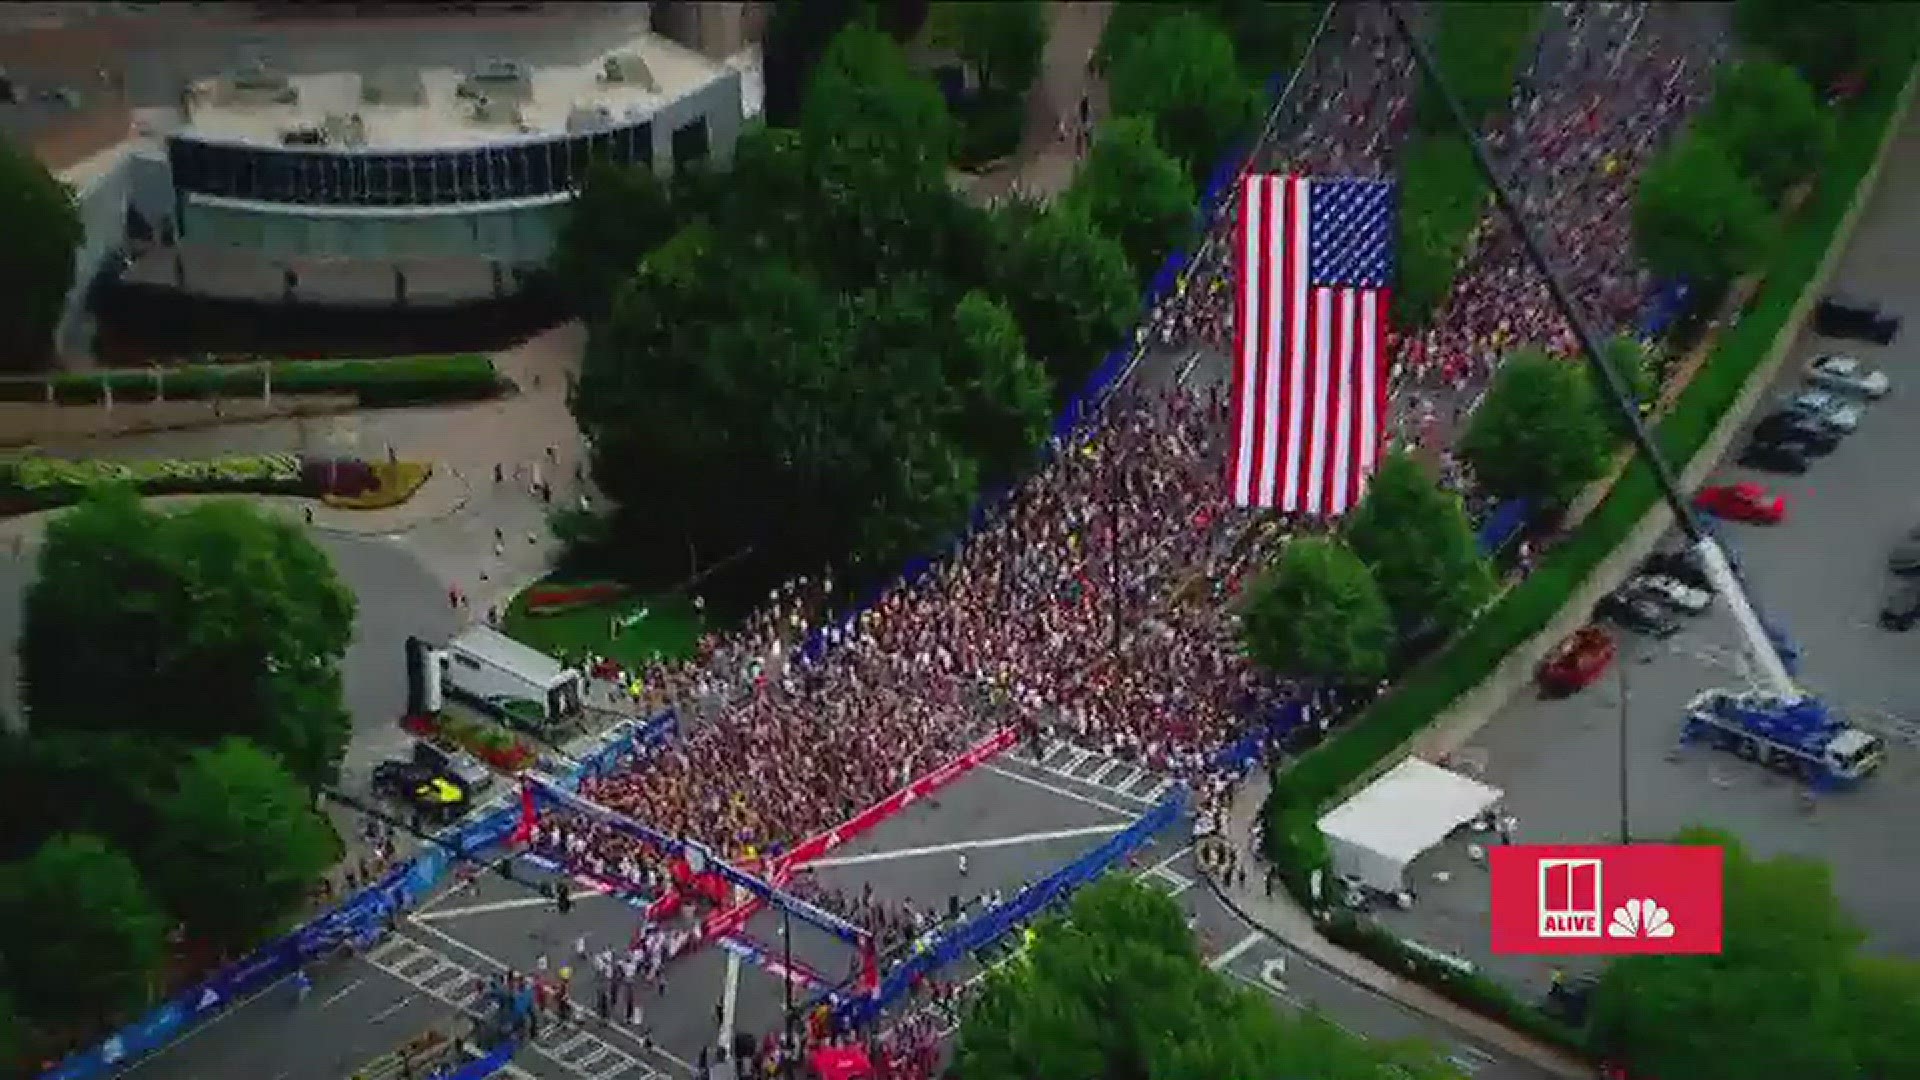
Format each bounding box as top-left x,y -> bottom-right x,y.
1229,174 -> 1394,515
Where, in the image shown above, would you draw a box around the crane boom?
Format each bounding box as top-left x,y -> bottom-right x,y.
1690,536 -> 1799,699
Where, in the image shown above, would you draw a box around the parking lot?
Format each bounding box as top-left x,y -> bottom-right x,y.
1377,100 -> 1920,993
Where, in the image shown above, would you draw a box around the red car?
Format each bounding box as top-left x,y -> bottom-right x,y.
1537,625 -> 1617,693
1692,481 -> 1786,525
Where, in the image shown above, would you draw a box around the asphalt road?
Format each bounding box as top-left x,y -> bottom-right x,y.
1380,93 -> 1920,992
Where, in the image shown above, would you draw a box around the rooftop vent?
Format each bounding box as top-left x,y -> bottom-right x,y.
360,68 -> 425,108
565,104 -> 614,133
323,112 -> 368,147
220,61 -> 297,106
599,53 -> 659,92
470,95 -> 524,125
279,123 -> 327,147
229,60 -> 290,93
459,58 -> 531,103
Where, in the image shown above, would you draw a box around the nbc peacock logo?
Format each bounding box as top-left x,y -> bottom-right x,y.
1607,899 -> 1676,939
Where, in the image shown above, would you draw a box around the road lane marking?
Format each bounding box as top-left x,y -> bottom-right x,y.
318,978 -> 364,1008
1228,970 -> 1307,1011
1206,931 -> 1263,970
803,823 -> 1131,869
415,891 -> 593,922
984,763 -> 1136,817
369,997 -> 417,1024
119,973 -> 295,1074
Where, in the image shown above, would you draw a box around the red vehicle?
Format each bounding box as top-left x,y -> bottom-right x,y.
1537,625 -> 1617,694
1692,481 -> 1786,525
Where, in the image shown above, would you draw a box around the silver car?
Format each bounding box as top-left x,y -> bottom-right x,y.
1807,354 -> 1891,398
1784,389 -> 1861,433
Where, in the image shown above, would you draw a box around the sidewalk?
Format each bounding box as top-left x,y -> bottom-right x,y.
1212,771 -> 1591,1080
956,0 -> 1112,205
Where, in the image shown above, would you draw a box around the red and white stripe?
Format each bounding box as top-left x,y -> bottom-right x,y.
1229,174 -> 1390,515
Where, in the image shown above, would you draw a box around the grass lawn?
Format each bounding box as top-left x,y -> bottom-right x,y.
501,580 -> 706,670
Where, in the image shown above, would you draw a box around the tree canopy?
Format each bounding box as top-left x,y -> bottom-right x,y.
1240,537 -> 1394,685
1590,827 -> 1920,1080
1632,132 -> 1776,289
146,739 -> 335,946
20,489 -> 356,788
955,876 -> 1462,1080
1064,117 -> 1199,280
1342,452 -> 1494,640
1107,10 -> 1261,183
0,834 -> 166,1023
0,134 -> 84,370
1417,1 -> 1544,133
1393,132 -> 1486,330
1459,349 -> 1611,504
551,157 -> 679,320
1732,0 -> 1913,91
989,201 -> 1140,399
1700,59 -> 1834,202
948,1 -> 1046,96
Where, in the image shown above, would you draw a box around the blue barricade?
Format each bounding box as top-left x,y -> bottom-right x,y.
1476,497 -> 1533,557
447,1041 -> 520,1080
1637,278 -> 1693,341
1211,698 -> 1308,774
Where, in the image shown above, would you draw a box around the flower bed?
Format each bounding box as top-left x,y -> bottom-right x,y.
0,453 -> 304,512
321,461 -> 433,511
0,353 -> 504,409
523,581 -> 628,616
402,711 -> 536,773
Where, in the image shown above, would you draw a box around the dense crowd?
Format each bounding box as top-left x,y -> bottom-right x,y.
532,5 -> 1731,1070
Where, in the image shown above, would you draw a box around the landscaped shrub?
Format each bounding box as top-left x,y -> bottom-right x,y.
0,453 -> 304,511
524,581 -> 629,615
405,711 -> 536,773
321,462 -> 433,510
301,457 -> 380,498
0,354 -> 503,408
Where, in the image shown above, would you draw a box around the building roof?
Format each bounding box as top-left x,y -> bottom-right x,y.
176,30 -> 728,151
447,626 -> 572,689
1318,757 -> 1503,872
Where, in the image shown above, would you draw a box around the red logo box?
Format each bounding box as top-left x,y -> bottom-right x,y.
1489,844 -> 1723,955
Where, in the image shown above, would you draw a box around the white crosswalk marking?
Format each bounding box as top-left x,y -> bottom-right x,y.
362,936 -> 658,1080
1086,759 -> 1120,785
1062,748 -> 1093,773
1019,740 -> 1176,806
1114,767 -> 1146,793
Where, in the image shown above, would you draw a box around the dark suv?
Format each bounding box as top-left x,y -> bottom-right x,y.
1814,294 -> 1900,345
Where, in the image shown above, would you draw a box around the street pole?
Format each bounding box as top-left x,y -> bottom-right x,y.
1618,644 -> 1632,845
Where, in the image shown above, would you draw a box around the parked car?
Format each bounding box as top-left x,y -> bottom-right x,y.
1882,582 -> 1920,631
1783,389 -> 1862,433
1693,482 -> 1786,524
1751,410 -> 1841,454
1642,547 -> 1711,591
372,760 -> 469,822
1888,527 -> 1920,575
1806,354 -> 1890,398
1631,574 -> 1712,614
1814,293 -> 1900,345
413,740 -> 493,795
1737,438 -> 1812,474
1595,589 -> 1681,638
1538,625 -> 1618,693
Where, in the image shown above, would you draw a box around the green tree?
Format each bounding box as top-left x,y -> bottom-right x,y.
1732,0 -> 1914,91
1700,60 -> 1834,202
950,1 -> 1046,95
551,157 -> 678,320
147,739 -> 335,945
1460,349 -> 1611,503
1418,1 -> 1543,133
0,134 -> 84,370
955,877 -> 1461,1080
944,290 -> 1053,481
0,834 -> 166,1023
1107,11 -> 1260,183
1241,538 -> 1393,685
1632,132 -> 1776,289
1343,452 -> 1493,639
0,729 -> 183,863
990,202 -> 1139,399
1589,828 -> 1874,1080
1592,333 -> 1657,437
1393,133 -> 1486,329
760,0 -> 864,126
21,490 -> 357,788
1849,956 -> 1920,1079
1064,117 -> 1198,279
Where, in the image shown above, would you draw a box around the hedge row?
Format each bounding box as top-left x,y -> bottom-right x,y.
0,354 -> 504,408
1263,48 -> 1912,1042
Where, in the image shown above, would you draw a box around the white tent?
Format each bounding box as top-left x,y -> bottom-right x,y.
1317,757 -> 1504,894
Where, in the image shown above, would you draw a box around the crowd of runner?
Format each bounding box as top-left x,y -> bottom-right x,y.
524,6 -> 1732,1073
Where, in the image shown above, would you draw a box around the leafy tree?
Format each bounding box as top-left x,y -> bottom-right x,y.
1107,10 -> 1261,183
1100,1 -> 1325,83
1732,0 -> 1914,91
1064,117 -> 1198,280
1591,333 -> 1656,438
760,0 -> 864,126
551,157 -> 678,320
1393,133 -> 1486,329
944,290 -> 1052,481
147,739 -> 335,945
950,1 -> 1046,95
990,202 -> 1139,399
0,729 -> 183,863
1632,132 -> 1776,289
955,877 -> 1461,1080
21,489 -> 356,789
1343,452 -> 1493,639
1241,538 -> 1393,685
0,133 -> 83,370
1418,1 -> 1544,133
1700,60 -> 1834,202
1589,828 -> 1876,1080
0,834 -> 166,1023
1460,349 -> 1611,504
1849,956 -> 1920,1079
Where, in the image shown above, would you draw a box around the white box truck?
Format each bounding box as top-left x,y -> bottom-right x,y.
436,626 -> 583,726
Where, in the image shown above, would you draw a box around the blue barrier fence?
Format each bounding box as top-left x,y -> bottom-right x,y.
835,784 -> 1190,1028
42,711 -> 679,1080
1476,497 -> 1533,557
1210,699 -> 1308,774
448,1041 -> 520,1080
1638,278 -> 1694,341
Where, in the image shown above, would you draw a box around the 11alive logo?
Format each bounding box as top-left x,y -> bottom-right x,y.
1489,844 -> 1724,956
